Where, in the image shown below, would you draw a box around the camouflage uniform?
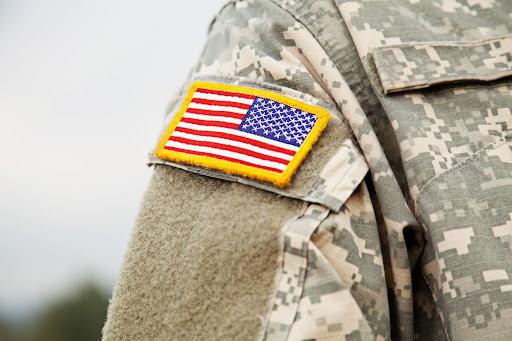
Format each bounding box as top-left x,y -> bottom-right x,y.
102,1 -> 512,340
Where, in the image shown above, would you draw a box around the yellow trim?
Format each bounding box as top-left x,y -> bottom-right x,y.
155,81 -> 330,187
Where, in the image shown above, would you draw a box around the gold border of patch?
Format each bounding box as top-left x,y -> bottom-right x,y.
155,81 -> 330,187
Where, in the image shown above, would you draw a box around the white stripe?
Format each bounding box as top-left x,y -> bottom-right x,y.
188,102 -> 248,114
177,122 -> 300,152
169,130 -> 294,161
183,112 -> 243,125
193,92 -> 255,105
167,140 -> 288,171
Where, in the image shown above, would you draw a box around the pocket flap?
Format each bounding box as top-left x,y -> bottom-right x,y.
368,35 -> 512,94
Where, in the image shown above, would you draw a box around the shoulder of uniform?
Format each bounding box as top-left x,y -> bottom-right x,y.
266,0 -> 342,32
207,0 -> 346,49
207,0 -> 340,33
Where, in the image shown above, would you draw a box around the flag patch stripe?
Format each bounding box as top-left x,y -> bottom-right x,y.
186,108 -> 245,120
167,136 -> 290,165
190,97 -> 252,110
155,82 -> 330,187
188,102 -> 248,114
192,91 -> 255,105
169,130 -> 294,161
176,122 -> 299,153
195,88 -> 256,100
165,146 -> 284,173
179,117 -> 239,130
165,140 -> 288,171
183,112 -> 243,125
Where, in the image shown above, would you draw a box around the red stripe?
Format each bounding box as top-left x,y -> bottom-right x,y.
196,88 -> 256,100
180,117 -> 239,130
186,107 -> 245,120
191,97 -> 252,110
168,136 -> 290,165
174,126 -> 296,157
164,146 -> 283,174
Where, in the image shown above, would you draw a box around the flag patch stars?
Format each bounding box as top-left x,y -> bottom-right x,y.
155,81 -> 330,187
239,98 -> 318,147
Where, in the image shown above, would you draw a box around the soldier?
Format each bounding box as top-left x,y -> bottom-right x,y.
102,0 -> 512,340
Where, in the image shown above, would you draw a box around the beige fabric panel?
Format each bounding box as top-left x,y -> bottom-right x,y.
102,165 -> 306,341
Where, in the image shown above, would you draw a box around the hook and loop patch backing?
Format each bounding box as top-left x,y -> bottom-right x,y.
155,81 -> 330,187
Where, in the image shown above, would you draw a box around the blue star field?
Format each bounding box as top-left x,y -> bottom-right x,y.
238,97 -> 318,147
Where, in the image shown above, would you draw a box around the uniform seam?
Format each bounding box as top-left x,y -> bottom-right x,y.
265,0 -> 372,109
332,145 -> 367,194
206,0 -> 237,33
259,201 -> 309,341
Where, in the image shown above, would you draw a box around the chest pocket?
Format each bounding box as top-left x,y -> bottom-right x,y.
368,35 -> 512,95
364,36 -> 512,190
366,36 -> 512,185
367,36 -> 512,339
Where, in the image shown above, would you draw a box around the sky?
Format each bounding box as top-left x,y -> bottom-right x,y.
0,0 -> 228,318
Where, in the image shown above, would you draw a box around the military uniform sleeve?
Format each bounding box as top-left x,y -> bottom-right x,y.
102,0 -> 512,341
100,1 -> 400,340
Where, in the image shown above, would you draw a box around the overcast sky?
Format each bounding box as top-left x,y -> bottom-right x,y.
0,0 -> 228,318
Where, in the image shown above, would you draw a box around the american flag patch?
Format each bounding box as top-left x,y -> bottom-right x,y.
155,82 -> 330,187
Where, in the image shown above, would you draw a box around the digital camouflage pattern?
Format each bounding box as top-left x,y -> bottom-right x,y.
103,0 -> 512,340
369,36 -> 512,94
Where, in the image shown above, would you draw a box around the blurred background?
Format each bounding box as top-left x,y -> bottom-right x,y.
0,0 -> 227,340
